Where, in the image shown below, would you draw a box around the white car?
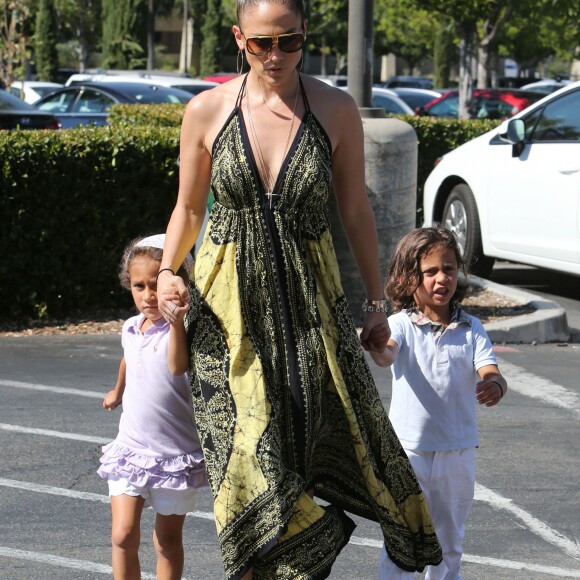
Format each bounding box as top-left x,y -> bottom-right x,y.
520,78 -> 573,94
8,81 -> 63,104
340,86 -> 414,115
423,80 -> 580,277
65,72 -> 218,95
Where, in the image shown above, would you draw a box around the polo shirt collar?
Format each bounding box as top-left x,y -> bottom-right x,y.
128,313 -> 169,335
407,304 -> 472,330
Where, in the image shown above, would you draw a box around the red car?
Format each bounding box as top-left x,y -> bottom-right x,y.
203,73 -> 238,84
417,88 -> 544,119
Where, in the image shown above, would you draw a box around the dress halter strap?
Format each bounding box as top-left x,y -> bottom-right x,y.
298,74 -> 310,112
236,73 -> 249,109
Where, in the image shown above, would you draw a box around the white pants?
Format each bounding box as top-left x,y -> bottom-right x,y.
377,448 -> 476,580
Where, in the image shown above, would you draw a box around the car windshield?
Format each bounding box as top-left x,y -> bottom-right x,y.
34,86 -> 60,97
0,91 -> 36,111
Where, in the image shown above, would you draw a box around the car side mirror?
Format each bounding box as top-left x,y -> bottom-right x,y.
506,119 -> 525,144
416,106 -> 426,116
500,118 -> 525,157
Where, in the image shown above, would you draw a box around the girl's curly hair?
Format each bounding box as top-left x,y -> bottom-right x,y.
119,237 -> 189,290
385,227 -> 469,313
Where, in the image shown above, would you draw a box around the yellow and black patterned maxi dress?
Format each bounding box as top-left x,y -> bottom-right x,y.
185,75 -> 442,579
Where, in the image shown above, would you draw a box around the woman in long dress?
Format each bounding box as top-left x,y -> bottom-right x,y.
158,1 -> 441,578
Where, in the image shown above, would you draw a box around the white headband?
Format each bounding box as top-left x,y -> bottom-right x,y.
133,234 -> 194,274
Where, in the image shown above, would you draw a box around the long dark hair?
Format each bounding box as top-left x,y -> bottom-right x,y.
236,0 -> 304,24
385,227 -> 468,312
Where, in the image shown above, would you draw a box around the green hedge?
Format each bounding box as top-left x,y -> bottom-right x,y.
0,125 -> 180,319
400,115 -> 501,221
0,105 -> 500,321
108,104 -> 500,222
108,103 -> 186,128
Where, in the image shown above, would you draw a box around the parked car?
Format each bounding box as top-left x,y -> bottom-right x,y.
8,81 -> 63,104
65,72 -> 218,95
519,78 -> 573,94
34,82 -> 193,128
203,73 -> 238,84
390,87 -> 442,112
382,75 -> 434,90
371,87 -> 415,115
418,88 -> 544,120
423,81 -> 580,277
314,75 -> 348,87
0,90 -> 60,130
340,87 -> 414,115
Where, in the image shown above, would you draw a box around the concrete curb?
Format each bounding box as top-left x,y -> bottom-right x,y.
469,275 -> 570,344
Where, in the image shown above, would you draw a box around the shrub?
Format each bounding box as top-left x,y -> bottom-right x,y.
0,125 -> 180,319
400,115 -> 501,222
0,104 -> 500,321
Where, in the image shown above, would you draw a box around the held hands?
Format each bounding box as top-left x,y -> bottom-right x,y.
102,389 -> 122,411
158,270 -> 190,324
360,311 -> 391,353
476,378 -> 505,407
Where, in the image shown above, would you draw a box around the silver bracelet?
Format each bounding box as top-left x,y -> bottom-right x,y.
362,299 -> 390,313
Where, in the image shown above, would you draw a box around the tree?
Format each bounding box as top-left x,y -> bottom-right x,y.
200,0 -> 221,76
35,0 -> 58,81
306,0 -> 348,75
374,0 -> 434,76
55,0 -> 101,72
102,0 -> 148,69
433,16 -> 455,88
0,0 -> 31,85
413,0 -> 504,118
476,0 -> 511,88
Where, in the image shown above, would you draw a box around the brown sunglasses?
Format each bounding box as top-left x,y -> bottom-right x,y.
241,32 -> 305,56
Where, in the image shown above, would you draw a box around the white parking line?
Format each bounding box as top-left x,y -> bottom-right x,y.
0,546 -> 194,579
498,360 -> 580,418
475,483 -> 580,561
0,423 -> 111,445
0,478 -> 215,520
2,366 -> 580,577
2,478 -> 580,578
0,379 -> 105,399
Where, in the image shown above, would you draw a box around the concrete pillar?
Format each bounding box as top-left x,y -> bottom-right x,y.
330,118 -> 418,322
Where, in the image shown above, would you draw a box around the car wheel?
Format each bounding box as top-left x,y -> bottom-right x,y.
442,184 -> 495,277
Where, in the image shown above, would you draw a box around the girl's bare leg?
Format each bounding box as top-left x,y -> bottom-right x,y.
110,494 -> 145,580
153,513 -> 187,580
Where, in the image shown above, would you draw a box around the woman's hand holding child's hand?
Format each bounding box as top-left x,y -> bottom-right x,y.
158,271 -> 189,324
360,311 -> 391,352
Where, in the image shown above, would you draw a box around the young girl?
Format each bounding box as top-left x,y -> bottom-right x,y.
98,234 -> 207,580
371,227 -> 508,580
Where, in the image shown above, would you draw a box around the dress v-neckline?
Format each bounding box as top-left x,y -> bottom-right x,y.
238,105 -> 307,207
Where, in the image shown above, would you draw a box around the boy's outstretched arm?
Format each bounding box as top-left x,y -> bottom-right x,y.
476,365 -> 508,407
368,339 -> 400,368
103,357 -> 126,410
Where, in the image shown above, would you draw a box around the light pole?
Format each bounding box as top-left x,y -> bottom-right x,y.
347,0 -> 383,118
182,0 -> 189,74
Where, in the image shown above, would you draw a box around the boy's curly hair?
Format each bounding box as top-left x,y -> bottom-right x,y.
385,227 -> 469,313
119,236 -> 189,290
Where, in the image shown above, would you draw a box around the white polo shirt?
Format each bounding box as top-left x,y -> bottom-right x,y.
388,307 -> 496,452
